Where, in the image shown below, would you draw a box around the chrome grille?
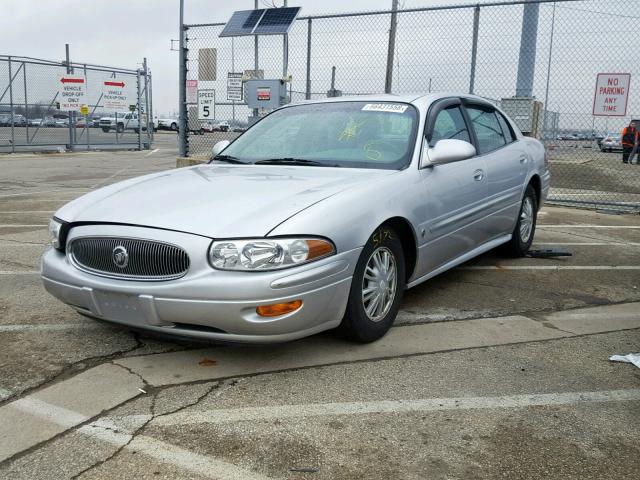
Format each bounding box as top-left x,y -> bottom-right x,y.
69,237 -> 190,281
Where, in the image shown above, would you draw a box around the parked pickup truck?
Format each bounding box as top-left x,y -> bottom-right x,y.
99,113 -> 158,133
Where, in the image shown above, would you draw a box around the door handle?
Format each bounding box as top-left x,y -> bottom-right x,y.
473,169 -> 484,181
519,156 -> 528,164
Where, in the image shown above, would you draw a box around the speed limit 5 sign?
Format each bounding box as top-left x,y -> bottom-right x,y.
197,89 -> 215,120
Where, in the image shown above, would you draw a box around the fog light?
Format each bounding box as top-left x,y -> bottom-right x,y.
256,300 -> 302,317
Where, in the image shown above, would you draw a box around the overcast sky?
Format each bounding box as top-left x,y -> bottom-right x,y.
2,0 -> 453,116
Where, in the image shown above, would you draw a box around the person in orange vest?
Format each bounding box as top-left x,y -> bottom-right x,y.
620,120 -> 638,164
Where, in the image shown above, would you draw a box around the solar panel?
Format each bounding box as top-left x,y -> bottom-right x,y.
253,7 -> 301,35
219,7 -> 301,37
219,9 -> 265,37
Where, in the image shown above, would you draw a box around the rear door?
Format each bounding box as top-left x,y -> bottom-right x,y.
416,98 -> 489,276
463,102 -> 528,238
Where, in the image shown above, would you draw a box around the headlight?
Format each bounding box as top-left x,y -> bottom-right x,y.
48,217 -> 64,250
208,237 -> 335,271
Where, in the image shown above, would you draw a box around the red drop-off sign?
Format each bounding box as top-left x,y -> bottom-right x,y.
592,73 -> 631,116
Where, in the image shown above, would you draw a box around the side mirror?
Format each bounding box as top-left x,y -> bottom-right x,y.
211,140 -> 230,158
422,139 -> 476,167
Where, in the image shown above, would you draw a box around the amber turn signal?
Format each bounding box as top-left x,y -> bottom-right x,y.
306,239 -> 334,260
256,300 -> 303,317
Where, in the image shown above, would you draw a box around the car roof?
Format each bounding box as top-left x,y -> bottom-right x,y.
289,92 -> 499,112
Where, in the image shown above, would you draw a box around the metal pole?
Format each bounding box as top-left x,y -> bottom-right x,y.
178,0 -> 188,157
231,37 -> 236,123
84,64 -> 90,149
384,0 -> 399,94
23,61 -> 29,144
515,0 -> 540,97
305,18 -> 312,100
331,66 -> 336,94
136,68 -> 143,151
469,5 -> 480,94
148,72 -> 154,142
283,0 -> 289,80
542,1 -> 556,137
8,57 -> 15,153
65,44 -> 74,150
143,57 -> 151,149
253,0 -> 259,119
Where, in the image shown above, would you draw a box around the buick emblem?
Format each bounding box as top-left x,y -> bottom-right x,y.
112,245 -> 129,269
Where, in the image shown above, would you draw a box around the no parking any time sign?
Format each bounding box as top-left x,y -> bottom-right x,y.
592,73 -> 631,116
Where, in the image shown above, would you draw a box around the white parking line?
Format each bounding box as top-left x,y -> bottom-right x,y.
147,389 -> 640,427
145,148 -> 160,156
0,271 -> 39,275
0,189 -> 87,198
534,242 -> 640,246
0,324 -> 95,333
90,167 -> 129,189
459,265 -> 640,271
538,225 -> 640,229
0,211 -> 54,214
0,225 -> 47,228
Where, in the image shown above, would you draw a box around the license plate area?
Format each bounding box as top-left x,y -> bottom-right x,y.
94,290 -> 143,323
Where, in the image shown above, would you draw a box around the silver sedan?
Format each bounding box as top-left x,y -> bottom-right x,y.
42,94 -> 550,343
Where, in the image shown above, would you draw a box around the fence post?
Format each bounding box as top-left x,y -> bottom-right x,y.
65,44 -> 74,150
84,64 -> 90,150
148,71 -> 154,143
136,68 -> 143,151
384,0 -> 399,94
143,57 -> 151,149
305,18 -> 312,100
178,0 -> 188,157
469,5 -> 480,94
8,57 -> 15,153
23,62 -> 29,144
542,1 -> 557,137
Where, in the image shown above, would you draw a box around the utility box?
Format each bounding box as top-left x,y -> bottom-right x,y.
500,97 -> 543,138
245,79 -> 288,110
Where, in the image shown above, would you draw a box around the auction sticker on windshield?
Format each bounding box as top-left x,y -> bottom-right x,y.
362,103 -> 408,113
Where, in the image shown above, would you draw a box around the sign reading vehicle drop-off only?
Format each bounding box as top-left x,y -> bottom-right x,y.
102,80 -> 128,111
58,75 -> 86,111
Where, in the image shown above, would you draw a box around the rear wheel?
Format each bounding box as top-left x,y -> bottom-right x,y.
337,227 -> 406,343
170,122 -> 178,131
505,184 -> 537,257
116,123 -> 124,133
101,127 -> 110,133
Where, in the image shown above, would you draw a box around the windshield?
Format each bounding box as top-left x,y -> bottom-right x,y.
217,101 -> 419,169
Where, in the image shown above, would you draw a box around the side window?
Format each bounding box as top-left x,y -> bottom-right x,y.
496,112 -> 515,144
466,105 -> 507,154
430,106 -> 471,145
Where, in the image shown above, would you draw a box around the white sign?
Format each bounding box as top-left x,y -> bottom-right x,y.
187,80 -> 198,104
362,103 -> 408,113
198,89 -> 215,120
227,72 -> 243,102
102,80 -> 128,111
58,75 -> 86,111
593,73 -> 631,117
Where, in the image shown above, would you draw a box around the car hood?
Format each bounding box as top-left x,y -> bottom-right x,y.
56,164 -> 396,238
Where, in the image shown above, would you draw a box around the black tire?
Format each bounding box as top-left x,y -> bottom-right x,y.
101,127 -> 110,133
116,123 -> 124,133
170,122 -> 178,131
505,184 -> 538,257
199,128 -> 205,135
337,226 -> 406,343
133,128 -> 139,134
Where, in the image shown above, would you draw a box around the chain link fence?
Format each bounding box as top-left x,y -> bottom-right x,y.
183,0 -> 640,212
0,53 -> 153,152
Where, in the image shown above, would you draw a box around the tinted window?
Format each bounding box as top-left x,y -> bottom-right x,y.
466,105 -> 507,154
430,106 -> 470,144
496,112 -> 515,143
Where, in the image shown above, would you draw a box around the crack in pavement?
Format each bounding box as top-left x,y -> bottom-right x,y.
72,381 -> 225,479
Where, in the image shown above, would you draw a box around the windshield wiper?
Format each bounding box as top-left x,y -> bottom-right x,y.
211,154 -> 247,164
254,158 -> 338,167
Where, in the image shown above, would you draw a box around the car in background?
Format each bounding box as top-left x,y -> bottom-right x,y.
42,93 -> 549,344
54,118 -> 69,128
158,117 -> 179,131
600,134 -> 622,152
214,120 -> 230,132
99,112 -> 158,133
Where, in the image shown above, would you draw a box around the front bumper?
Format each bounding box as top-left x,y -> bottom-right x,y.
41,225 -> 360,343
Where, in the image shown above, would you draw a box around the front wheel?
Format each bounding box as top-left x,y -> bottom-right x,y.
505,184 -> 538,257
101,127 -> 110,133
337,227 -> 406,343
